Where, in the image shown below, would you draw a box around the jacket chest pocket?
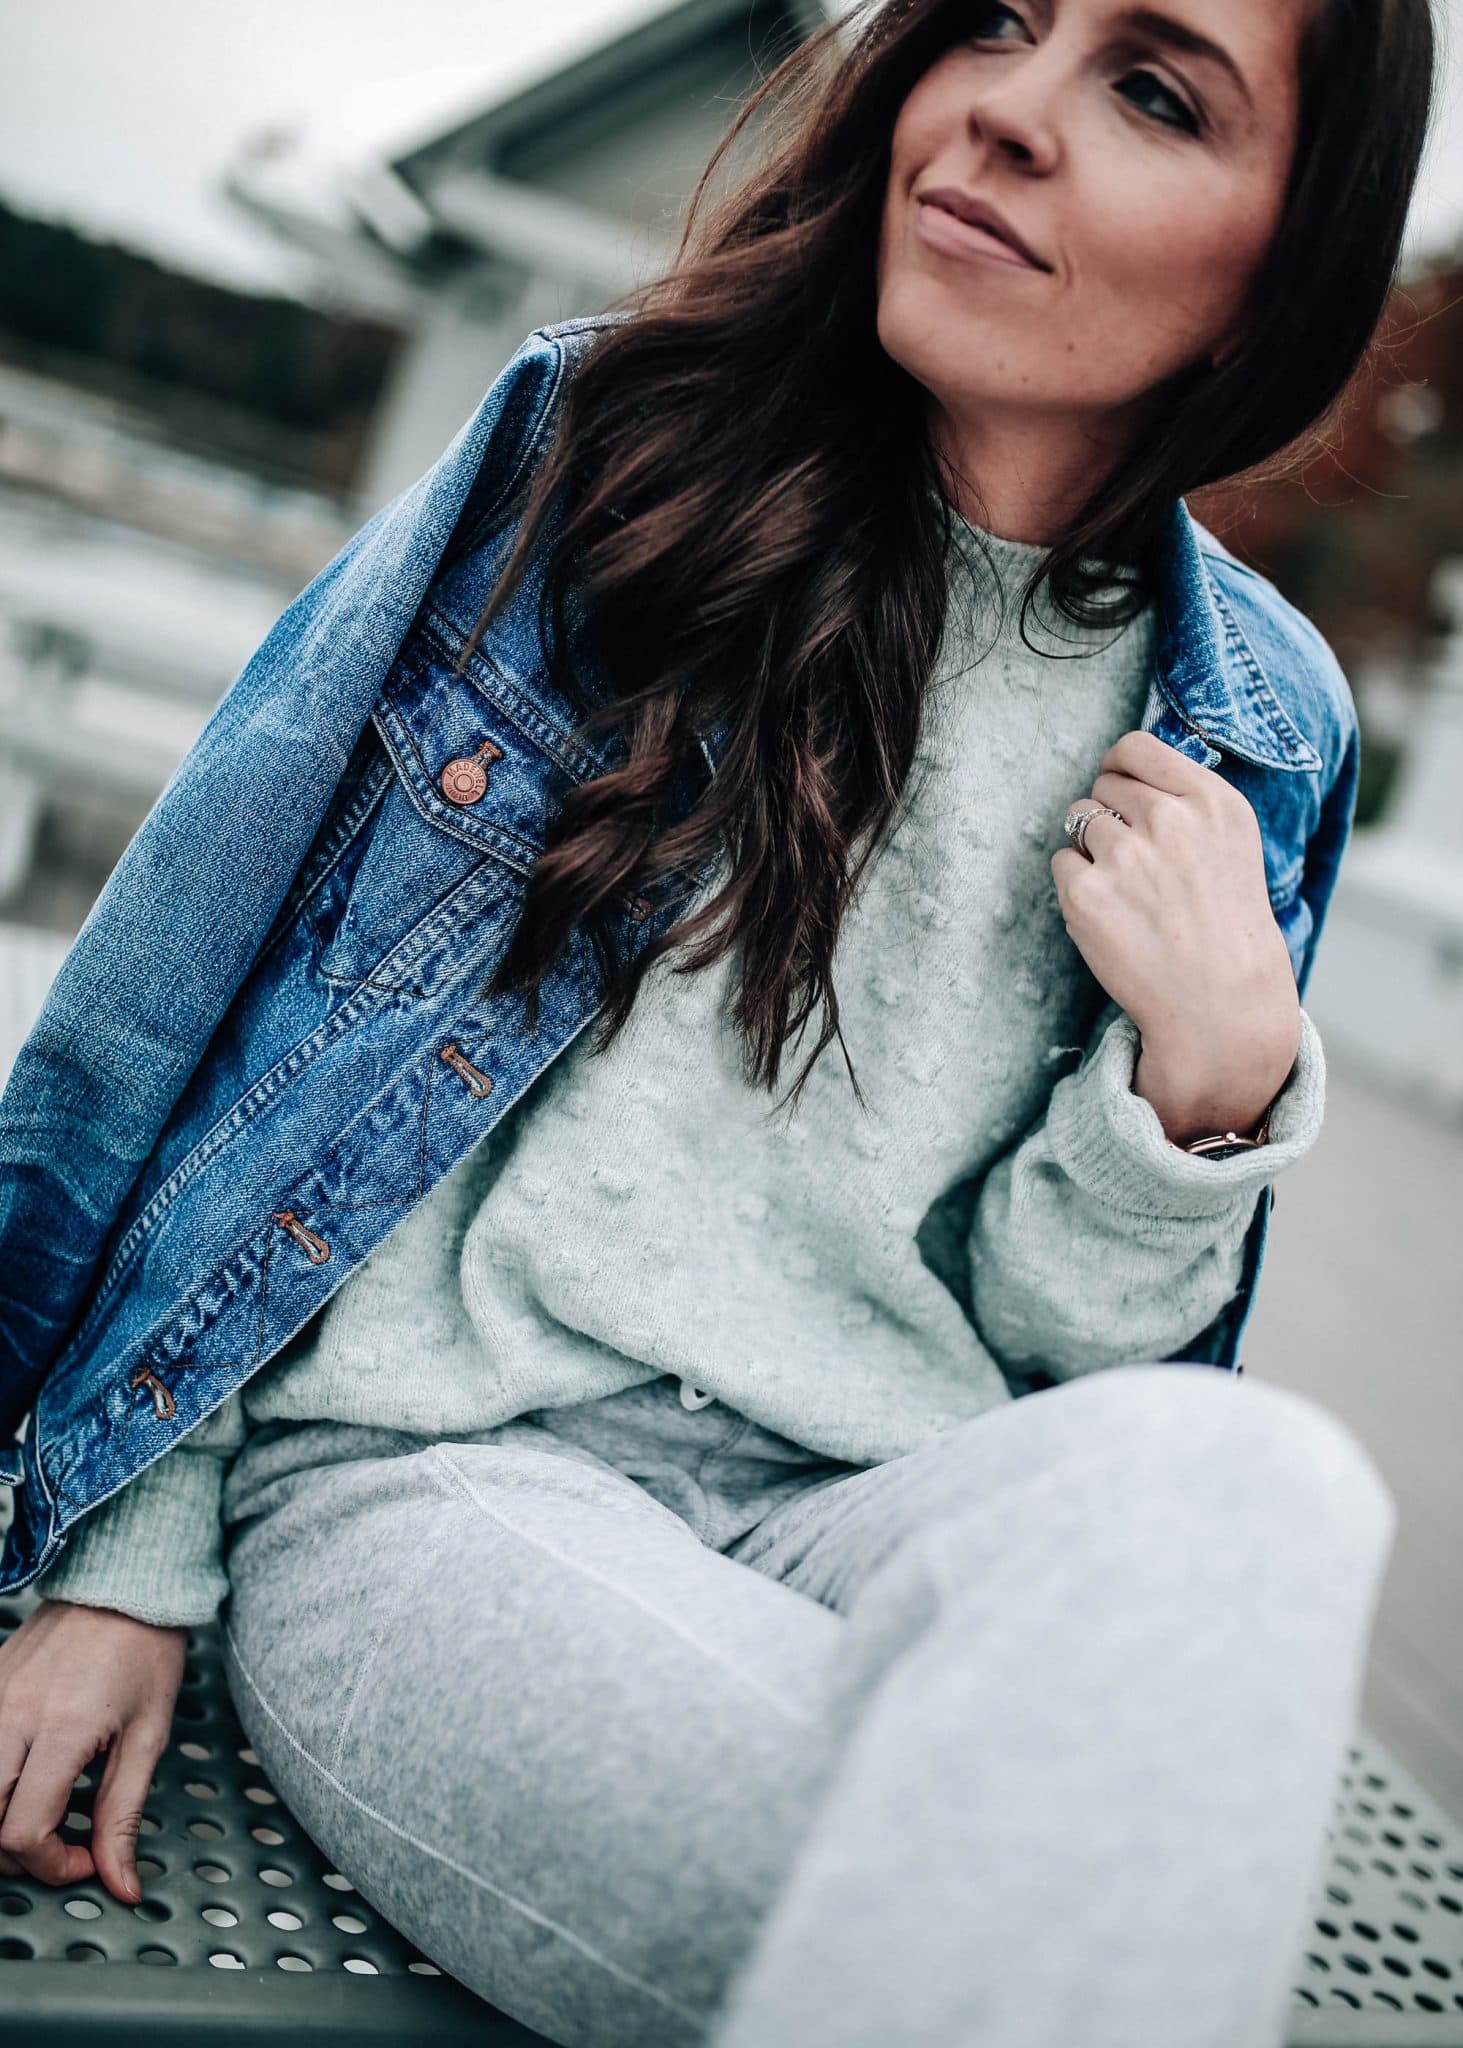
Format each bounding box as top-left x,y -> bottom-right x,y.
310,619 -> 605,992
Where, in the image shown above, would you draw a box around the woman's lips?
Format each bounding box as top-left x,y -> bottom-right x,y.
914,198 -> 1046,272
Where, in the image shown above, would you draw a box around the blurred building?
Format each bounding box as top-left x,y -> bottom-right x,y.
225,0 -> 832,509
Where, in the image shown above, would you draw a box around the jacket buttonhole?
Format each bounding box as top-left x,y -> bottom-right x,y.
129,1365 -> 176,1420
440,1041 -> 494,1097
272,1209 -> 331,1263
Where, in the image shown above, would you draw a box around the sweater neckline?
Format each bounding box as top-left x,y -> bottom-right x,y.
930,491 -> 1134,589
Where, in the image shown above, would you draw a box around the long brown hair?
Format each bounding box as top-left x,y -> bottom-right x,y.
460,0 -> 1435,1114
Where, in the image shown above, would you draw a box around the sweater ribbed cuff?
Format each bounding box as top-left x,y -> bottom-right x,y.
1044,1004 -> 1326,1220
32,1451 -> 229,1630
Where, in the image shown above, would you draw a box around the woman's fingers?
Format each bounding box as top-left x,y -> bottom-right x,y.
0,1731 -> 27,1875
90,1717 -> 167,1903
0,1729 -> 101,1889
0,1600 -> 188,1897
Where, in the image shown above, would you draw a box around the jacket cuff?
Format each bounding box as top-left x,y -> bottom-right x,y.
32,1452 -> 228,1629
1044,1004 -> 1326,1220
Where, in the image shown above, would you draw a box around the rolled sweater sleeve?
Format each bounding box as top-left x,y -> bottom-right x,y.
968,999 -> 1325,1380
31,1392 -> 247,1628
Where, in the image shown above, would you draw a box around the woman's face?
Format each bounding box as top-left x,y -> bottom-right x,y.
876,0 -> 1308,517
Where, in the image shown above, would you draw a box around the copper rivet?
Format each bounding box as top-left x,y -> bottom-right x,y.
441,757 -> 489,805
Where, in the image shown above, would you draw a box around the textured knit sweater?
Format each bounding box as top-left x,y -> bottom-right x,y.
35,514 -> 1326,1627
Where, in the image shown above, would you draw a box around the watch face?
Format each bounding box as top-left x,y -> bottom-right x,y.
1195,1141 -> 1256,1161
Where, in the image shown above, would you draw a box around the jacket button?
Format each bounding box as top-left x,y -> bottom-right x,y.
440,738 -> 504,806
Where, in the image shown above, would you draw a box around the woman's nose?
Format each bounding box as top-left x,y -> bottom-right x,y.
964,54 -> 1065,173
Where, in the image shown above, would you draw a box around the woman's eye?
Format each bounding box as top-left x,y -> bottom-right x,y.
968,1 -> 1027,40
963,7 -> 1204,138
1119,67 -> 1202,135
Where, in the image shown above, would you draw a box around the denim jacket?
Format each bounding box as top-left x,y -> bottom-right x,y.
0,314 -> 1359,1594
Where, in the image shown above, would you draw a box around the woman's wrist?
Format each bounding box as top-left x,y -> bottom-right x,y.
1132,1030 -> 1296,1148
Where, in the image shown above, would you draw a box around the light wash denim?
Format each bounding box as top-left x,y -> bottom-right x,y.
218,1360 -> 1396,2048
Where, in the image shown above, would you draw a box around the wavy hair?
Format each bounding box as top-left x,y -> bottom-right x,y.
458,0 -> 1436,1113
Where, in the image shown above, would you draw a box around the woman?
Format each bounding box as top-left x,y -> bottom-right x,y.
0,0 -> 1436,2041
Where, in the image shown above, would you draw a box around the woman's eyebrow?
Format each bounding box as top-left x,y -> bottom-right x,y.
1113,7 -> 1255,109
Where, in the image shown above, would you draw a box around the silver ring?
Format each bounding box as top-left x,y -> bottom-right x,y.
1063,803 -> 1126,859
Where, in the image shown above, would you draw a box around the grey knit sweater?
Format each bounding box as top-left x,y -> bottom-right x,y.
35,515 -> 1325,1627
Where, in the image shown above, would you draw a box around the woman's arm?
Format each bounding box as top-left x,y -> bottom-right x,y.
31,1392 -> 246,1628
967,997 -> 1325,1379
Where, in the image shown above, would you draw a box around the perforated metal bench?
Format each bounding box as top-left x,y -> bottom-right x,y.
2,1570 -> 1462,2045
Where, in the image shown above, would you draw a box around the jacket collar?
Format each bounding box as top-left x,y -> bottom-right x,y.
1150,498 -> 1323,774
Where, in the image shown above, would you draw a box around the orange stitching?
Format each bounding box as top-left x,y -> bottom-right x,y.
129,1365 -> 176,1420
272,1209 -> 331,1263
440,1041 -> 494,1097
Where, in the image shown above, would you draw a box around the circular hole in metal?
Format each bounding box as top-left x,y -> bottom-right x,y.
237,1747 -> 259,1765
138,1946 -> 177,1965
136,1857 -> 165,1880
137,1814 -> 161,1836
408,1961 -> 442,1976
63,1898 -> 102,1920
277,1953 -> 313,1971
250,1827 -> 285,1846
332,1913 -> 368,1934
183,1781 -> 219,1800
0,1935 -> 35,1958
321,1872 -> 355,1893
258,1867 -> 293,1888
343,1956 -> 379,1974
133,1899 -> 171,1923
0,1893 -> 34,1917
267,1909 -> 302,1932
195,1862 -> 231,1884
202,1906 -> 238,1928
189,1820 -> 225,1840
66,1942 -> 106,1963
63,1810 -> 91,1831
208,1950 -> 246,1970
178,1741 -> 213,1762
244,1786 -> 280,1806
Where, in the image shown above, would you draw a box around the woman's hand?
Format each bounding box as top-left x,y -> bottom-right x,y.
0,1597 -> 187,1903
1052,730 -> 1301,1145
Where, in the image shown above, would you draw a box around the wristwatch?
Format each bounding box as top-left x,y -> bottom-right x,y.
1170,1110 -> 1272,1161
